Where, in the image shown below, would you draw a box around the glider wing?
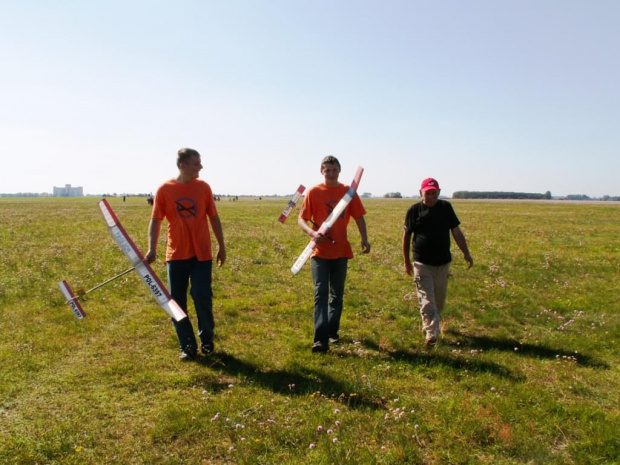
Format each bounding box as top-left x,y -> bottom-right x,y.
98,199 -> 187,321
278,184 -> 306,223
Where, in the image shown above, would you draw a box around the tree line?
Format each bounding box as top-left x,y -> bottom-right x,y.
452,191 -> 552,200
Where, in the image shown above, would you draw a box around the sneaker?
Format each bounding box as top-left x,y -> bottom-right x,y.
311,342 -> 328,353
424,337 -> 437,347
201,341 -> 214,354
179,351 -> 197,361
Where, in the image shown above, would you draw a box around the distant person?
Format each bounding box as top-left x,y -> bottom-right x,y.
298,155 -> 370,353
402,177 -> 473,346
146,148 -> 226,360
146,193 -> 154,205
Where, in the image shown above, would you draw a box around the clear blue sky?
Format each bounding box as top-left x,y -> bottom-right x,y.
1,0 -> 618,197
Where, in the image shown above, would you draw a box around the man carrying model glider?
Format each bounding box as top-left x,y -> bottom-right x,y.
146,148 -> 226,360
297,156 -> 370,353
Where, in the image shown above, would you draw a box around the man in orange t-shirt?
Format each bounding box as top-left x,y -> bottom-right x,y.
298,156 -> 370,353
146,148 -> 226,360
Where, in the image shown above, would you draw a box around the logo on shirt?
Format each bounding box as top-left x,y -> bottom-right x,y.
175,197 -> 198,219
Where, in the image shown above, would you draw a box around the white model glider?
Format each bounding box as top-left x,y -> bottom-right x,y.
97,198 -> 187,321
291,166 -> 364,275
278,184 -> 306,223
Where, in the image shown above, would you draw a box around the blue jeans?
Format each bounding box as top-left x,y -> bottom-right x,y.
311,257 -> 348,346
167,258 -> 214,354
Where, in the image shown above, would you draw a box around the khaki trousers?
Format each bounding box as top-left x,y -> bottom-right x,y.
413,261 -> 450,339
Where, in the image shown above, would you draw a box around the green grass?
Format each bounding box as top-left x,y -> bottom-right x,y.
0,197 -> 618,464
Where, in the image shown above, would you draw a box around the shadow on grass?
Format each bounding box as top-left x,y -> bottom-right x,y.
360,339 -> 525,382
445,329 -> 609,369
196,352 -> 385,410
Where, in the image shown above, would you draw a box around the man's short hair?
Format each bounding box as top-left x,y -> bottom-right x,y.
321,155 -> 341,170
177,148 -> 200,168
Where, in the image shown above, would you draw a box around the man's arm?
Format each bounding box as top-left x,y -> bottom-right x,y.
209,214 -> 226,266
354,216 -> 371,253
145,218 -> 161,264
402,230 -> 413,276
451,226 -> 473,268
297,217 -> 329,244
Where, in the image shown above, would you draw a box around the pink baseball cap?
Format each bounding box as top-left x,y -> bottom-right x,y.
420,177 -> 440,192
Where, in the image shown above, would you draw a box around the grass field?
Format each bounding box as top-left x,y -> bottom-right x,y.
0,196 -> 618,464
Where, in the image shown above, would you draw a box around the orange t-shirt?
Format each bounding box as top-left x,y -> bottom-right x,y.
299,183 -> 366,259
152,179 -> 218,262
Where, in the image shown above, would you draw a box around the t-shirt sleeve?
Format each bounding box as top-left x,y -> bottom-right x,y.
151,188 -> 166,220
403,205 -> 415,233
204,184 -> 218,217
446,202 -> 460,229
348,193 -> 366,220
299,190 -> 312,221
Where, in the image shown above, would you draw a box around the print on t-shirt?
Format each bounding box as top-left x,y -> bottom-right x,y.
175,197 -> 198,219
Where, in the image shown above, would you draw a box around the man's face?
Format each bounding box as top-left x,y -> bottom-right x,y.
181,155 -> 203,179
420,188 -> 439,207
321,163 -> 340,183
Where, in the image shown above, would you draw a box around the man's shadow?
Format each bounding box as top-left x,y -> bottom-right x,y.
444,329 -> 609,369
195,352 -> 385,410
360,339 -> 525,381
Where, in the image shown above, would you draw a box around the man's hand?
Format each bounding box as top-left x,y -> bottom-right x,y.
145,250 -> 157,264
217,247 -> 227,267
313,231 -> 329,244
361,240 -> 371,254
404,260 -> 413,276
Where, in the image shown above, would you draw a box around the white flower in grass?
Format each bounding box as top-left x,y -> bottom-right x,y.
317,425 -> 323,432
309,443 -> 316,449
335,420 -> 341,427
332,437 -> 339,444
327,429 -> 333,435
334,408 -> 340,414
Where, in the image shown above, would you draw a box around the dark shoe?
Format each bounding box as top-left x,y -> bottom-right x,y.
201,341 -> 214,354
179,350 -> 197,361
312,342 -> 328,353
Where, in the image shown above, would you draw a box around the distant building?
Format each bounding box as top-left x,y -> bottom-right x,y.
53,184 -> 83,197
